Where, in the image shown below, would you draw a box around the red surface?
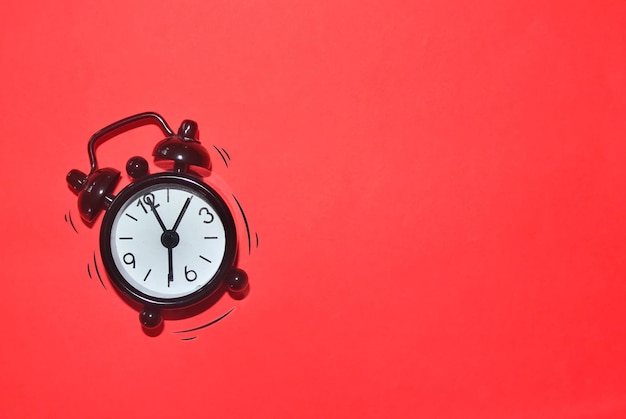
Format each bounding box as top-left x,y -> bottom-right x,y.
1,1 -> 626,417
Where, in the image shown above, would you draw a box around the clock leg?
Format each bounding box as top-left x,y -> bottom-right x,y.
227,268 -> 248,293
140,307 -> 162,329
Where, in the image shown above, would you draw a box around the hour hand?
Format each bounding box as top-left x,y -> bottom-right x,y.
145,196 -> 167,231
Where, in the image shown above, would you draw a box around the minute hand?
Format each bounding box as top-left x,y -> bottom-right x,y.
172,197 -> 192,232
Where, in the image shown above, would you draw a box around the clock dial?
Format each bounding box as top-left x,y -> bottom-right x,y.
108,182 -> 228,300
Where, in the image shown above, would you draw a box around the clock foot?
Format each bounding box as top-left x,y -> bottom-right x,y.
227,268 -> 248,295
140,307 -> 162,329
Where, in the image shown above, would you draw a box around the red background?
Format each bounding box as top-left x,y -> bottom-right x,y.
1,1 -> 626,417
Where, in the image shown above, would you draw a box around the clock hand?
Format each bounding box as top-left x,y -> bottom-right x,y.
171,196 -> 192,232
146,197 -> 167,232
167,247 -> 174,287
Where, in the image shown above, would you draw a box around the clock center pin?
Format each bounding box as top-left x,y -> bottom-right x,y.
161,230 -> 180,248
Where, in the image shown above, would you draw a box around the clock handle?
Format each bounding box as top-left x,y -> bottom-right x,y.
86,112 -> 175,174
67,112 -> 175,223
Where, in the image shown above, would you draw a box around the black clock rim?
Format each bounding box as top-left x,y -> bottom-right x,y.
100,173 -> 238,309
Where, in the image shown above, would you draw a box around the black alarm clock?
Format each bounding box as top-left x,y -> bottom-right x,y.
67,112 -> 248,330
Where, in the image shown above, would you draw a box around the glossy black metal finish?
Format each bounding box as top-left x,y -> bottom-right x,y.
75,168 -> 121,223
126,156 -> 149,179
178,120 -> 199,140
87,112 -> 174,174
67,169 -> 88,193
68,112 -> 174,222
227,268 -> 248,292
153,120 -> 211,174
140,307 -> 162,329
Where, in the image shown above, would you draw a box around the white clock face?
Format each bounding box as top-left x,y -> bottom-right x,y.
108,182 -> 228,300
